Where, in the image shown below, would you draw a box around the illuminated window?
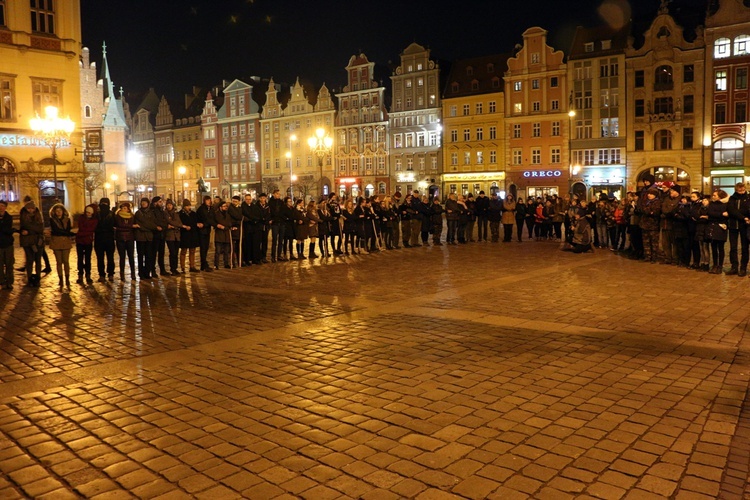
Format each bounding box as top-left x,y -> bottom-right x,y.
735,35 -> 750,56
0,75 -> 15,121
31,78 -> 61,114
0,157 -> 19,202
514,103 -> 522,114
715,38 -> 731,58
716,70 -> 728,91
514,81 -> 522,92
31,0 -> 55,34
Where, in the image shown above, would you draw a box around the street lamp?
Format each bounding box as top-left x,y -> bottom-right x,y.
568,109 -> 576,194
178,166 -> 186,202
308,128 -> 333,196
30,105 -> 75,203
128,150 -> 142,202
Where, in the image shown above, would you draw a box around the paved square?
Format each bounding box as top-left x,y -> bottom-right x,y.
1,241 -> 749,499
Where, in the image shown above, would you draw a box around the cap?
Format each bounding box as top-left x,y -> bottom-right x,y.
182,198 -> 192,207
99,197 -> 111,205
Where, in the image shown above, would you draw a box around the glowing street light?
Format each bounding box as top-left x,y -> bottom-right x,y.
30,105 -> 75,203
178,166 -> 187,202
308,128 -> 333,196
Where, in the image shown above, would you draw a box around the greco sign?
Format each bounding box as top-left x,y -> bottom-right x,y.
523,170 -> 562,178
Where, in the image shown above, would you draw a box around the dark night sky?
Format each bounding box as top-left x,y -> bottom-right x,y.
80,0 -> 709,102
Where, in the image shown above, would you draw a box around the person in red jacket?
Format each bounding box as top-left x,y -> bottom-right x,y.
76,204 -> 99,284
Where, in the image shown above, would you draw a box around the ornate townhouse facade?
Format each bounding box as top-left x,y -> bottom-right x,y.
334,53 -> 389,199
129,88 -> 159,198
441,55 -> 507,197
389,43 -> 442,197
200,91 -> 221,198
567,24 -> 629,200
625,4 -> 705,193
260,77 -> 335,200
0,0 -> 83,214
705,0 -> 750,195
504,27 -> 570,201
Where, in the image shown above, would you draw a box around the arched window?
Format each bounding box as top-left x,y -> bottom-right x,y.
713,137 -> 744,166
84,105 -> 91,118
451,82 -> 459,93
654,130 -> 672,150
0,158 -> 19,202
735,35 -> 750,56
715,37 -> 731,58
654,65 -> 673,90
378,182 -> 386,194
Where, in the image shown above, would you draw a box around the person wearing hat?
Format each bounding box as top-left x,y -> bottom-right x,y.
248,192 -> 270,264
19,195 -> 45,286
114,201 -> 137,280
212,200 -> 233,268
178,199 -> 200,273
268,189 -> 284,263
660,184 -> 681,265
134,197 -> 157,280
640,188 -> 662,263
0,200 -> 15,290
726,182 -> 750,276
94,197 -> 116,282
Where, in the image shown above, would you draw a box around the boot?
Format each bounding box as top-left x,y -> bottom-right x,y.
709,265 -> 720,274
740,267 -> 748,277
76,273 -> 83,285
297,243 -> 304,259
725,266 -> 738,275
120,271 -> 125,280
308,243 -> 318,259
65,275 -> 70,288
58,277 -> 63,289
131,271 -> 137,280
86,274 -> 94,284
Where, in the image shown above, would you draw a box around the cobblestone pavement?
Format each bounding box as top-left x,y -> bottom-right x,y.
1,239 -> 749,499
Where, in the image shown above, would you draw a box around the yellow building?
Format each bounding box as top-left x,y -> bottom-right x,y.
442,55 -> 507,197
0,0 -> 83,215
261,77 -> 335,200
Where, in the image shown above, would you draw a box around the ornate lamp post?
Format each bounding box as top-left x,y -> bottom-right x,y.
308,128 -> 333,196
30,105 -> 75,203
568,109 -> 576,194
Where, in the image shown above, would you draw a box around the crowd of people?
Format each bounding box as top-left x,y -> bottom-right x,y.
1,175 -> 747,291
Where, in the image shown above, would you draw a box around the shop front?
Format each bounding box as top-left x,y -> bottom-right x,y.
394,172 -> 436,198
442,172 -> 506,201
571,165 -> 626,201
336,177 -> 362,201
636,166 -> 692,193
508,168 -> 567,201
709,136 -> 747,196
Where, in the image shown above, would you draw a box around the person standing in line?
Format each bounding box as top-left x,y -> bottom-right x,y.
292,198 -> 309,259
163,199 -> 182,275
475,191 -> 489,242
48,203 -> 74,289
430,197 -> 444,246
390,193 -> 402,249
114,201 -> 137,280
501,194 -> 516,243
134,197 -> 157,280
399,194 -> 413,248
409,191 -> 422,248
457,195 -> 469,244
196,195 -> 214,272
0,200 -> 15,290
75,204 -> 98,285
19,196 -> 44,287
150,197 -> 169,277
465,193 -> 476,242
178,199 -> 200,273
268,189 -> 284,263
240,193 -> 254,266
228,196 -> 243,267
327,194 -> 344,255
726,182 -> 750,276
281,196 -> 296,260
212,200 -> 233,269
445,193 -> 459,245
249,193 -> 271,264
640,188 -> 662,263
706,190 -> 730,274
514,197 -> 526,242
94,197 -> 116,282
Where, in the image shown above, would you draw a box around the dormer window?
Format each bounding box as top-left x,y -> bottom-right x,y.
487,63 -> 494,73
471,80 -> 479,91
451,82 -> 459,93
584,43 -> 594,53
466,66 -> 474,76
601,40 -> 612,50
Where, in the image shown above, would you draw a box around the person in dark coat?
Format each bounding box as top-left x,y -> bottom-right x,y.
249,193 -> 271,264
464,193 -> 476,242
430,197 -> 444,245
475,191 -> 490,242
163,199 -> 182,275
292,198 -> 309,259
514,199 -> 527,242
487,193 -> 502,242
49,203 -> 74,289
0,200 -> 15,290
76,204 -> 98,285
19,196 -> 44,287
94,197 -> 116,281
196,196 -> 214,272
228,196 -> 243,267
687,191 -> 702,269
178,199 -> 200,272
114,201 -> 137,280
457,195 -> 469,243
280,197 -> 296,260
341,200 -> 358,255
327,194 -> 343,255
268,190 -> 285,263
317,201 -> 332,257
134,197 -> 157,280
408,191 -> 421,247
640,188 -> 662,263
726,182 -> 750,276
399,194 -> 413,247
673,194 -> 691,267
706,190 -> 730,274
241,194 -> 254,266
562,214 -> 593,253
418,195 -> 433,246
213,201 -> 233,269
150,196 -> 169,277
660,184 -> 681,264
695,194 -> 711,271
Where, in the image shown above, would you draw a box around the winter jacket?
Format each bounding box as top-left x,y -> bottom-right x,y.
660,195 -> 680,230
342,209 -> 357,234
19,205 -> 44,248
49,204 -> 74,251
307,207 -> 321,238
196,203 -> 214,236
639,197 -> 661,231
474,195 -> 489,218
134,207 -> 157,242
501,200 -> 516,225
114,208 -> 136,242
0,211 -> 14,249
95,203 -> 115,242
293,206 -> 310,240
727,191 -> 750,230
706,200 -> 729,242
445,199 -> 460,221
178,209 -> 200,248
487,199 -> 503,222
213,208 -> 233,243
164,208 -> 182,242
76,214 -> 98,246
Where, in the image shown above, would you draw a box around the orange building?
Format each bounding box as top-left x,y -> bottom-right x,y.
504,27 -> 570,200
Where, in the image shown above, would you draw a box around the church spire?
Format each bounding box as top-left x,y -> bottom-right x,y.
100,41 -> 115,101
100,42 -> 128,130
